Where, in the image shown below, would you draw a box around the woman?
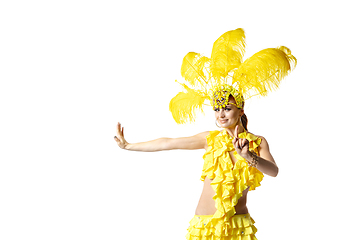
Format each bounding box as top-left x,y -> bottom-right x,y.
114,28 -> 296,239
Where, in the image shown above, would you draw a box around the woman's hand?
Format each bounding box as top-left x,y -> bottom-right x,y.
114,122 -> 129,149
232,125 -> 250,159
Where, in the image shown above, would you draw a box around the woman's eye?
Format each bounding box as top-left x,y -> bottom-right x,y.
225,108 -> 231,111
214,108 -> 219,112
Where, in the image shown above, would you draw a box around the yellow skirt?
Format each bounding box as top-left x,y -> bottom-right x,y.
186,214 -> 258,240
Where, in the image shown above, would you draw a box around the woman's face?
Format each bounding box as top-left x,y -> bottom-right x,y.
214,97 -> 243,129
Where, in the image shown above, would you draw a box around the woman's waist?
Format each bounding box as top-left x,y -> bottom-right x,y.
195,196 -> 249,215
195,204 -> 249,215
192,212 -> 252,221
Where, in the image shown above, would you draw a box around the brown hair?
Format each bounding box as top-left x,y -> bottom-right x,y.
228,94 -> 248,131
241,114 -> 248,131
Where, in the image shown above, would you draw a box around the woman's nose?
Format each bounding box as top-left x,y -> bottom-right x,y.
219,109 -> 225,117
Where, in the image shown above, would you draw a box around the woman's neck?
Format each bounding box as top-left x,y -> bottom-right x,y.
225,124 -> 245,138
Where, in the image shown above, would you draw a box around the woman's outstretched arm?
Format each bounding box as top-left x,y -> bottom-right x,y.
114,122 -> 209,152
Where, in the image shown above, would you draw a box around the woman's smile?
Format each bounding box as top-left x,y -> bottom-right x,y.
218,119 -> 228,124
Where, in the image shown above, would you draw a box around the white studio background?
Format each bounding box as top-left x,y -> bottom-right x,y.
0,0 -> 359,239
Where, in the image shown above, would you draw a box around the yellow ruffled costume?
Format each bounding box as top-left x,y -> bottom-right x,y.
168,28 -> 296,239
186,130 -> 263,240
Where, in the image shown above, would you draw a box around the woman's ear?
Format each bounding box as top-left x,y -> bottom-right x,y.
239,109 -> 244,117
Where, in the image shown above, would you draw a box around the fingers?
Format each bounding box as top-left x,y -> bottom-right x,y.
233,126 -> 240,149
234,139 -> 240,149
235,140 -> 241,149
115,122 -> 125,143
240,138 -> 249,148
234,138 -> 249,151
234,125 -> 238,138
116,122 -> 121,136
233,136 -> 241,150
116,122 -> 125,137
115,122 -> 129,150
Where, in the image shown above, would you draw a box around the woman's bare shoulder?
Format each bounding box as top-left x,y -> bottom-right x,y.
250,133 -> 271,151
196,130 -> 224,138
194,131 -> 210,139
193,131 -> 211,150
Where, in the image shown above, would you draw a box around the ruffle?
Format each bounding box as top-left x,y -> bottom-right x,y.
200,130 -> 264,235
186,214 -> 258,240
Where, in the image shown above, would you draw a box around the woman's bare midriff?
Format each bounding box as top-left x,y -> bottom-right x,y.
195,177 -> 250,215
195,150 -> 250,216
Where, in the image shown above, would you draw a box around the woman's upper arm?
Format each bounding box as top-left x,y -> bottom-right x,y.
258,136 -> 277,165
166,131 -> 209,150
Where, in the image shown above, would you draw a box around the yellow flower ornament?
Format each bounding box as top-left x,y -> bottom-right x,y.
169,28 -> 297,124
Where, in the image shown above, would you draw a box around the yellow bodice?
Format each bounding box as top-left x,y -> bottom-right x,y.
200,130 -> 264,237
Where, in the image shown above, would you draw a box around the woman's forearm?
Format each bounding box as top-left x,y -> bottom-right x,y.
125,138 -> 172,152
246,152 -> 279,177
124,132 -> 208,152
257,157 -> 279,177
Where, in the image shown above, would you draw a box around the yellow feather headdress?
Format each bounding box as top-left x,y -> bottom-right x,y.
169,28 -> 297,124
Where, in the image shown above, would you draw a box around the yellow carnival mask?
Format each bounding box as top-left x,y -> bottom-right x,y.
169,28 -> 297,124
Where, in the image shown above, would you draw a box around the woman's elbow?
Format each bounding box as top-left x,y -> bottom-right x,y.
271,166 -> 279,177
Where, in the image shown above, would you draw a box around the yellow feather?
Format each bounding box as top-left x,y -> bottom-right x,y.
169,28 -> 297,124
181,52 -> 210,87
169,82 -> 208,124
232,46 -> 297,99
210,28 -> 246,80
